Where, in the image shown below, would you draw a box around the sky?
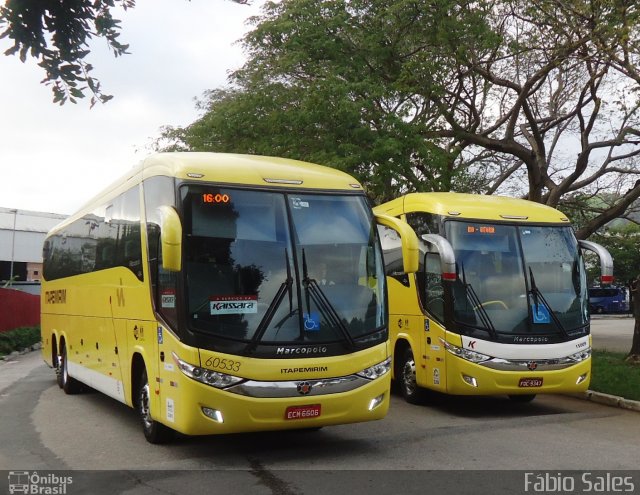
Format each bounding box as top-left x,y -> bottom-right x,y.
0,0 -> 265,216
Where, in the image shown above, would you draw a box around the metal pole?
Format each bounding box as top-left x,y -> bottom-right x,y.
9,209 -> 17,284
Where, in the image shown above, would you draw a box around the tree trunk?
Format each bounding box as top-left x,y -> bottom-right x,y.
627,275 -> 640,364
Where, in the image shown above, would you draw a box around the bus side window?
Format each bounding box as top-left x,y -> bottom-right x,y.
115,187 -> 143,280
422,253 -> 445,322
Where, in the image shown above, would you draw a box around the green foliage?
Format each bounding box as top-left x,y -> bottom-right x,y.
591,350 -> 640,401
0,0 -> 134,106
0,326 -> 41,357
156,0 -> 640,223
0,1 -> 269,106
158,0 -> 498,202
591,223 -> 640,286
559,194 -> 640,285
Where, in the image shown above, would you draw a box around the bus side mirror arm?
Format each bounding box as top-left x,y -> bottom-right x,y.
374,214 -> 419,274
421,234 -> 457,281
578,240 -> 613,285
158,206 -> 182,272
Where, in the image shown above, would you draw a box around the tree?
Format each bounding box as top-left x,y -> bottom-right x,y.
631,275 -> 640,363
0,0 -> 135,106
432,0 -> 640,243
0,0 -> 251,106
158,0 -> 640,357
590,224 -> 640,285
161,0 -> 640,213
158,0 -> 488,201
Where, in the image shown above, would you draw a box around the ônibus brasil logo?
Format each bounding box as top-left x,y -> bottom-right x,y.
7,471 -> 73,494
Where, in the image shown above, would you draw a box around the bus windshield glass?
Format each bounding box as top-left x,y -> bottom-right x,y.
182,187 -> 386,347
445,222 -> 588,337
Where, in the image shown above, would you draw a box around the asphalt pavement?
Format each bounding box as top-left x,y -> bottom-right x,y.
589,313 -> 635,353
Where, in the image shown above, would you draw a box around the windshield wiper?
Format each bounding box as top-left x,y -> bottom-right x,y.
302,249 -> 356,350
457,262 -> 497,339
245,249 -> 293,353
528,267 -> 569,338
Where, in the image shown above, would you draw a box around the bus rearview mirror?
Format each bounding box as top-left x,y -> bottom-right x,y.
375,214 -> 419,274
158,206 -> 182,272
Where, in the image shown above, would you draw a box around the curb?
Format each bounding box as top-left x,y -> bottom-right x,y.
0,342 -> 41,363
572,390 -> 640,413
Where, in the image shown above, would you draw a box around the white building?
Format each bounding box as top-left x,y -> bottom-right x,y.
0,207 -> 67,282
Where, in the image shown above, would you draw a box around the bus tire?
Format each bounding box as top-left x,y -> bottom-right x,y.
400,347 -> 426,405
508,394 -> 536,403
59,342 -> 83,395
137,369 -> 174,444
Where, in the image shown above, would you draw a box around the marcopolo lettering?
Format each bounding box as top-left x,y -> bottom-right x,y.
514,336 -> 549,344
276,346 -> 328,356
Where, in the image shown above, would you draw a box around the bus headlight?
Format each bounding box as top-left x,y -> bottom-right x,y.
568,348 -> 591,363
172,352 -> 244,389
440,339 -> 491,363
356,357 -> 392,380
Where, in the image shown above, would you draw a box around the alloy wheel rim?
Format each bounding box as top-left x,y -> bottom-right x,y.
403,358 -> 417,396
140,382 -> 153,430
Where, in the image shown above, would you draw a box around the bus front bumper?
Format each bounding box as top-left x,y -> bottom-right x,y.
444,356 -> 591,396
157,373 -> 391,436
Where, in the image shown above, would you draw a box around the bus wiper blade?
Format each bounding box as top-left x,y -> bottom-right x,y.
305,278 -> 356,350
270,249 -> 297,336
528,267 -> 569,338
245,250 -> 293,353
302,249 -> 356,350
459,262 -> 497,340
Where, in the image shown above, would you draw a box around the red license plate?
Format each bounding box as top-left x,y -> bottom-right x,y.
285,404 -> 321,420
519,377 -> 544,388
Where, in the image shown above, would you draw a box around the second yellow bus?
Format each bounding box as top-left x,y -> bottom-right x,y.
374,193 -> 613,403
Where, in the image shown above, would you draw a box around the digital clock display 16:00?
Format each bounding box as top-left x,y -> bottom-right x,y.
202,193 -> 230,204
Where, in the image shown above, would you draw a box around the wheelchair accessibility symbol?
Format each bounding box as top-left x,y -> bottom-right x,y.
532,303 -> 551,324
303,312 -> 320,331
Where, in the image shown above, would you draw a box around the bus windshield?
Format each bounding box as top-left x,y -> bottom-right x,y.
182,187 -> 386,348
446,221 -> 588,337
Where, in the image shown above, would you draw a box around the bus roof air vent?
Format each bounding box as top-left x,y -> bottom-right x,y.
263,178 -> 303,185
499,214 -> 528,220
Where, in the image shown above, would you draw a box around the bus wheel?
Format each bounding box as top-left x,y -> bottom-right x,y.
137,369 -> 174,444
59,342 -> 82,395
55,352 -> 63,389
508,394 -> 536,403
400,347 -> 426,405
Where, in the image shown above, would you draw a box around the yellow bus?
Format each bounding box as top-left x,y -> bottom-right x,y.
41,152 -> 418,443
374,193 -> 613,403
